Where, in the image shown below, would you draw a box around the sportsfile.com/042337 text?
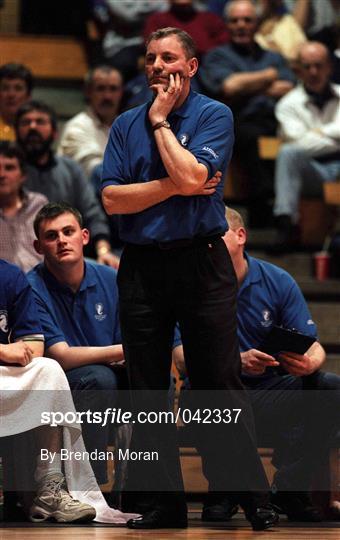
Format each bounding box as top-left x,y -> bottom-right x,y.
41,407 -> 242,427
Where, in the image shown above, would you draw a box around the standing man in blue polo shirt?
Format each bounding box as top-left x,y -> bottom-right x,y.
27,202 -> 124,485
101,27 -> 277,531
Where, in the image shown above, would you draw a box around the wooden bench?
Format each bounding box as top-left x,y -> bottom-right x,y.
223,157 -> 249,201
223,137 -> 282,202
324,182 -> 340,206
0,34 -> 88,80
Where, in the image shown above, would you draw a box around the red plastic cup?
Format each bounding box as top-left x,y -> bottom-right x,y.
313,251 -> 330,281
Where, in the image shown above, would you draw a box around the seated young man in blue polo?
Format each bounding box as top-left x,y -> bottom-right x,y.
27,202 -> 125,484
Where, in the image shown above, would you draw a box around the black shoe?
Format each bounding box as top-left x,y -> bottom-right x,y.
266,214 -> 300,255
202,497 -> 238,522
244,504 -> 279,531
327,503 -> 340,521
127,509 -> 188,529
271,491 -> 323,522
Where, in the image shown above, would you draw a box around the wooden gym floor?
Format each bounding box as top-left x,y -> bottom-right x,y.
1,508 -> 339,540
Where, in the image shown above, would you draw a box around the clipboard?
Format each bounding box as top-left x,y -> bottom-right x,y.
260,325 -> 316,356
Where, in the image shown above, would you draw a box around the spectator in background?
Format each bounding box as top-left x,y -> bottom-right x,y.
58,67 -> 123,248
58,66 -> 123,178
15,100 -> 119,268
0,141 -> 47,271
285,0 -> 340,82
27,202 -> 125,484
255,0 -> 306,63
286,0 -> 339,40
88,0 -> 167,81
270,41 -> 340,253
200,0 -> 295,226
0,63 -> 33,142
144,0 -> 229,59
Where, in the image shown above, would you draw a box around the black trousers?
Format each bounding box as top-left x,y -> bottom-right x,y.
117,237 -> 269,509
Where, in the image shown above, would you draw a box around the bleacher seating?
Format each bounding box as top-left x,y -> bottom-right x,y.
0,34 -> 88,80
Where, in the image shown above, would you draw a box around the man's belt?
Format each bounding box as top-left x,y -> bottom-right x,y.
127,234 -> 222,251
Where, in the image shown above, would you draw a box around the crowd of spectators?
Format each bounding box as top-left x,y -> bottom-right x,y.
0,0 -> 339,526
2,0 -> 338,251
200,0 -> 296,225
0,2 -> 338,318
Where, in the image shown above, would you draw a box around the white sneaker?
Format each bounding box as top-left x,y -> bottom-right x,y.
29,473 -> 96,523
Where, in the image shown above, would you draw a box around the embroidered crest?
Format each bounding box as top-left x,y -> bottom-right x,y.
260,309 -> 272,327
179,133 -> 189,147
94,303 -> 106,321
0,310 -> 8,333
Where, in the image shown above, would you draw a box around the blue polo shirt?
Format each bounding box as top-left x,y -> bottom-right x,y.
0,259 -> 44,344
237,254 -> 317,353
200,43 -> 295,118
101,90 -> 234,244
27,261 -> 121,350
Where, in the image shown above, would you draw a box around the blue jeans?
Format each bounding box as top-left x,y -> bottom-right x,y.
273,144 -> 340,222
66,364 -> 120,484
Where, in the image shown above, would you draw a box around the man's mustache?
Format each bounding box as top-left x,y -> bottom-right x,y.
25,129 -> 44,141
149,74 -> 188,84
99,100 -> 115,107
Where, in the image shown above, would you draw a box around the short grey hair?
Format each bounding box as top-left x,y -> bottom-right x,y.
146,27 -> 197,59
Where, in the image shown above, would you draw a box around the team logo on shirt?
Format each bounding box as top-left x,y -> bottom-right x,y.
0,310 -> 8,333
94,303 -> 106,322
261,309 -> 272,327
179,133 -> 189,147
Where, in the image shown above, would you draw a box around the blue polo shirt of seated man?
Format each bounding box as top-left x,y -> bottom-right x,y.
101,90 -> 234,244
238,254 -> 318,382
27,261 -> 121,351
